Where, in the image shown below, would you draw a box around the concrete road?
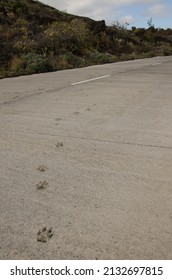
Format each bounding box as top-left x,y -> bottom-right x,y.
0,56 -> 172,259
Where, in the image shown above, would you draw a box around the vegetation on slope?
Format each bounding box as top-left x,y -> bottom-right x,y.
0,0 -> 172,78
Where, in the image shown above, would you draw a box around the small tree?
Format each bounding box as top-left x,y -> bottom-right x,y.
147,17 -> 154,28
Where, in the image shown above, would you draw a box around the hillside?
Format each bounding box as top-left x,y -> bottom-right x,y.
0,0 -> 172,78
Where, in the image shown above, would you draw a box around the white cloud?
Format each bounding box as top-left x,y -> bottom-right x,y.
145,4 -> 168,18
39,0 -> 167,24
120,15 -> 134,25
40,0 -> 161,15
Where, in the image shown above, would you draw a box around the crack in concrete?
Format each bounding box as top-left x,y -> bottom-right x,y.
2,128 -> 172,150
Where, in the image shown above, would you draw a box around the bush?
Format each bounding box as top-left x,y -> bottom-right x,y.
163,46 -> 172,56
66,52 -> 85,68
55,53 -> 85,70
21,53 -> 52,73
44,20 -> 92,56
0,67 -> 7,79
85,51 -> 118,64
56,54 -> 72,69
9,56 -> 23,74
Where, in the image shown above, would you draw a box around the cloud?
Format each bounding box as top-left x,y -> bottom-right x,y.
145,4 -> 168,18
40,0 -> 167,25
120,15 -> 134,25
40,0 -> 160,16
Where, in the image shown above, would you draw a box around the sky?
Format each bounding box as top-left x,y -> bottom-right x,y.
40,0 -> 172,28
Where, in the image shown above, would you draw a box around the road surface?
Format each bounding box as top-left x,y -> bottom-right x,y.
0,56 -> 172,259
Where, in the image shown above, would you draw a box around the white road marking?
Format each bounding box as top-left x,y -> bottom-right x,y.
151,63 -> 162,66
71,75 -> 110,86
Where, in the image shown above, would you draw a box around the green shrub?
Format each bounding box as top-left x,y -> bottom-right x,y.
163,46 -> 172,56
85,51 -> 118,64
65,52 -> 86,68
0,67 -> 7,79
21,53 -> 52,73
9,56 -> 23,73
55,53 -> 85,70
56,54 -> 72,69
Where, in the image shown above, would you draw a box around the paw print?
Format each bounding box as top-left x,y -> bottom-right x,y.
37,226 -> 53,242
37,165 -> 48,172
36,181 -> 49,190
55,142 -> 63,148
55,118 -> 63,121
73,112 -> 80,115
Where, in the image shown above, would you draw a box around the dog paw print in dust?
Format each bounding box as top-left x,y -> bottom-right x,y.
73,111 -> 80,115
37,165 -> 48,172
55,117 -> 63,125
55,117 -> 63,121
36,180 -> 49,190
55,142 -> 63,148
37,226 -> 53,242
85,108 -> 91,111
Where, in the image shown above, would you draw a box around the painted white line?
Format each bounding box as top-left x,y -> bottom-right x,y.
152,63 -> 161,66
71,75 -> 110,86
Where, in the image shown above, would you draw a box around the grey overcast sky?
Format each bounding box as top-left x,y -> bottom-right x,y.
39,0 -> 172,28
